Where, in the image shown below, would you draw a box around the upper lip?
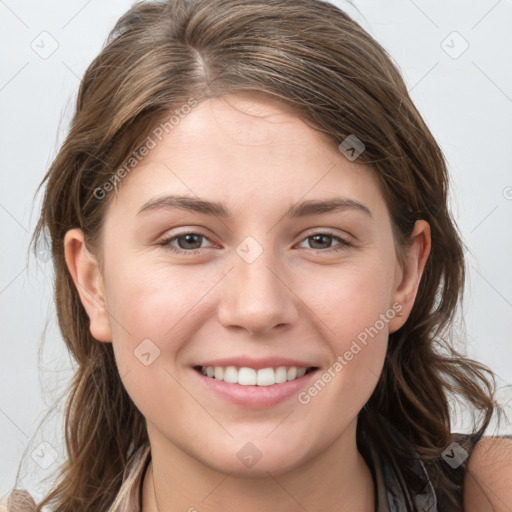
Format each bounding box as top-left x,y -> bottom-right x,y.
194,357 -> 319,370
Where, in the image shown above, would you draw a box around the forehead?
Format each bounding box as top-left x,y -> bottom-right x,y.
151,93 -> 337,168
106,93 -> 388,221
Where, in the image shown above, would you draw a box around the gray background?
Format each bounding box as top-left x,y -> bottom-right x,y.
1,0 -> 511,500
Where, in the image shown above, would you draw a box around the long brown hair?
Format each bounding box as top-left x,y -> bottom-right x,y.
22,0 -> 502,510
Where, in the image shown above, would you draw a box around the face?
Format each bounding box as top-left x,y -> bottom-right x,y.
66,92 -> 429,477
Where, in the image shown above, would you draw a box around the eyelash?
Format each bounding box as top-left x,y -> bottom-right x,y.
158,230 -> 353,255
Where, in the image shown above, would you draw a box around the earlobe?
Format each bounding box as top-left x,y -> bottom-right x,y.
388,220 -> 431,333
64,228 -> 112,342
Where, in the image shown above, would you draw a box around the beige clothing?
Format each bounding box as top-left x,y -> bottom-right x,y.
107,444 -> 151,512
0,445 -> 150,512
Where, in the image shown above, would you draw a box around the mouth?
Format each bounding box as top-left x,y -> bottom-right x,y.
193,365 -> 318,386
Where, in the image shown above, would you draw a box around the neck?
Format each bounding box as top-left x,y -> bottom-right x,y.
142,420 -> 375,512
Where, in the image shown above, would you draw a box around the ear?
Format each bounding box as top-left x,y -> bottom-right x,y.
64,228 -> 112,342
388,220 -> 431,333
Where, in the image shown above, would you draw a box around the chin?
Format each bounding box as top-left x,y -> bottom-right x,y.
194,436 -> 311,477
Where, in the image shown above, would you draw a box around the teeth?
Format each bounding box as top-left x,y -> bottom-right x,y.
275,366 -> 287,383
223,366 -> 238,384
238,367 -> 257,385
256,368 -> 275,386
200,366 -> 312,386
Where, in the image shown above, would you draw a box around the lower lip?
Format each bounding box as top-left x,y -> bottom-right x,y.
194,368 -> 319,409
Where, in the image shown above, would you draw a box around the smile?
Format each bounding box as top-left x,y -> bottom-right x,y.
196,365 -> 317,386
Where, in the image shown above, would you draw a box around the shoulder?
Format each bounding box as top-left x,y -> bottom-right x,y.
0,489 -> 53,512
463,436 -> 512,512
0,490 -> 37,512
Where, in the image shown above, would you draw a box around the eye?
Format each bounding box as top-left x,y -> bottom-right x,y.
297,232 -> 352,252
159,232 -> 214,254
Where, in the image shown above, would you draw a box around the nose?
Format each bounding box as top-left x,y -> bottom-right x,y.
217,247 -> 300,336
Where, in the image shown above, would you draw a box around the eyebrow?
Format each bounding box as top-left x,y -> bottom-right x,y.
137,194 -> 372,219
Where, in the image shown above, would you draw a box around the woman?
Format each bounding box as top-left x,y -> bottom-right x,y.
7,0 -> 511,510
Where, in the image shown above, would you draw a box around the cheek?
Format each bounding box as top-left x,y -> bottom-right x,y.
102,257 -> 227,375
294,258 -> 394,411
102,262 -> 207,423
297,282 -> 390,441
301,255 -> 396,338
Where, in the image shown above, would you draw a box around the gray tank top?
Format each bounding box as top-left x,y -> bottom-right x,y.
365,434 -> 438,511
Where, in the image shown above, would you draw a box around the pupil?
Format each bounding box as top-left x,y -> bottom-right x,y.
311,234 -> 331,249
179,234 -> 201,249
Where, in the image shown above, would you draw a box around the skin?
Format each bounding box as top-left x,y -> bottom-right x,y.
64,92 -> 432,511
464,437 -> 512,511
